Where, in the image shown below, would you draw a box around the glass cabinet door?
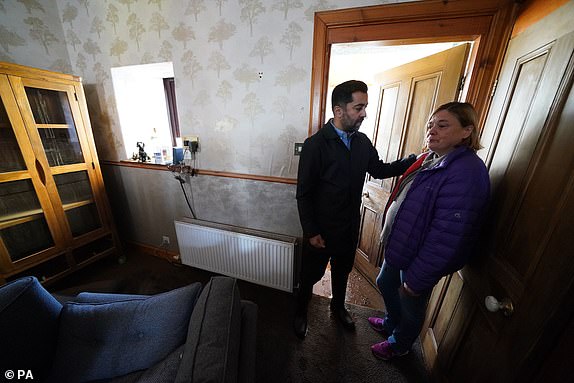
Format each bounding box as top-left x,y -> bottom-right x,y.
24,87 -> 85,166
17,79 -> 105,240
0,94 -> 27,173
53,171 -> 101,237
0,77 -> 59,267
0,179 -> 55,262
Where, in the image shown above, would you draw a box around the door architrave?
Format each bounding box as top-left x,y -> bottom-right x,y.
308,0 -> 517,136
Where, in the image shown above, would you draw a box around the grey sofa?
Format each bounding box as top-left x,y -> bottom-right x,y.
0,275 -> 257,383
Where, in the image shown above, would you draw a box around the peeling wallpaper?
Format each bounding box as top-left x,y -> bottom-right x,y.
0,0 -> 404,179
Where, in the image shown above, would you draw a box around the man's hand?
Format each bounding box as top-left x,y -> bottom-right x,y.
309,234 -> 326,249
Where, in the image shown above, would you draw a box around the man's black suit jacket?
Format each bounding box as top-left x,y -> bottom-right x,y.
296,122 -> 415,252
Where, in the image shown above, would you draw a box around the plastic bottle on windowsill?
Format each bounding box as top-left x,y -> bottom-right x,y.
183,148 -> 192,167
150,128 -> 162,164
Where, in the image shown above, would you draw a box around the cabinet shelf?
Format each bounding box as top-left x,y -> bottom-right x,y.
62,199 -> 94,211
0,208 -> 44,228
36,123 -> 70,130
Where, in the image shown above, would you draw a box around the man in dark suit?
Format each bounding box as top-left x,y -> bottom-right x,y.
295,80 -> 416,339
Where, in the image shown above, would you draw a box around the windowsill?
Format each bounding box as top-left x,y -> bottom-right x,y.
118,159 -> 170,169
122,159 -> 172,166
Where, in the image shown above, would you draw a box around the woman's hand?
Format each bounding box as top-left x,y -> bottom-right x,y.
309,234 -> 326,249
402,282 -> 420,297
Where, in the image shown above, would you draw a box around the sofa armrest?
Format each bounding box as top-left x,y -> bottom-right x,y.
238,300 -> 258,383
175,276 -> 243,383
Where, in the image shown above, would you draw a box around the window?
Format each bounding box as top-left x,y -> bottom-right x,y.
111,62 -> 179,163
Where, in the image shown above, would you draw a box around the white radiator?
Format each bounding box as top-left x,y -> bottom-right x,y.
174,218 -> 298,292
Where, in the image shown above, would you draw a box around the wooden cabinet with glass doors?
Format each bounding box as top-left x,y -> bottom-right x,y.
0,62 -> 120,285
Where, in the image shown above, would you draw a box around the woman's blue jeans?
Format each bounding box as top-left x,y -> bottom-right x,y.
376,260 -> 432,353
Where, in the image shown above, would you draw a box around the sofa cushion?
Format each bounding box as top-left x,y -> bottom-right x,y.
48,282 -> 202,383
175,276 -> 242,383
74,292 -> 151,303
105,344 -> 186,383
0,276 -> 62,381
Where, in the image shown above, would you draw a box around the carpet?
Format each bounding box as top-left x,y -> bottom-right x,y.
255,293 -> 430,383
50,252 -> 430,383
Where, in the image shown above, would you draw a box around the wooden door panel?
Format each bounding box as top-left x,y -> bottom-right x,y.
479,32 -> 574,299
447,311 -> 503,382
372,84 -> 400,189
402,74 -> 439,155
518,183 -> 574,381
435,280 -> 477,372
357,206 -> 378,264
432,273 -> 463,346
488,48 -> 549,260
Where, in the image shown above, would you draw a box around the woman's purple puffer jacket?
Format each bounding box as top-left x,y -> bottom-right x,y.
384,146 -> 490,294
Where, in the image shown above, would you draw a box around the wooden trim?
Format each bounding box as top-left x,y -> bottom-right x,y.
49,163 -> 88,175
0,61 -> 80,84
0,171 -> 31,182
101,160 -> 298,185
308,0 -> 517,137
196,168 -> 297,185
511,0 -> 570,38
125,240 -> 181,264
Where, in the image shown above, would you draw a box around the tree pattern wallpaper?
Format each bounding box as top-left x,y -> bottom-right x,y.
0,0 -> 400,178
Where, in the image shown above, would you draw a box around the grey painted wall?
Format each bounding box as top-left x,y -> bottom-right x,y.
102,164 -> 300,251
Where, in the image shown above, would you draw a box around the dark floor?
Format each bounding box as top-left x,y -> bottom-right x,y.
47,251 -> 428,383
48,250 -> 429,383
51,249 -> 386,312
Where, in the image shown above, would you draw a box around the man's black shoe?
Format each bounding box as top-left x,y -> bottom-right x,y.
294,310 -> 308,339
330,303 -> 355,330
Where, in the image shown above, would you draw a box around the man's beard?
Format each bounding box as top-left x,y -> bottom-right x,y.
342,116 -> 363,132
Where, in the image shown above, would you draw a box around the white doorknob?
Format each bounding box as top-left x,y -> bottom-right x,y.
485,296 -> 514,317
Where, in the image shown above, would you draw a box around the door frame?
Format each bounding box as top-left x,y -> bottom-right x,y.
308,0 -> 517,136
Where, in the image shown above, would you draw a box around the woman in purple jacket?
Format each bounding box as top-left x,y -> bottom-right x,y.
368,102 -> 490,360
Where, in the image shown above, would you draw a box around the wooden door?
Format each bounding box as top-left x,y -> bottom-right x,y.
355,44 -> 470,286
421,6 -> 574,381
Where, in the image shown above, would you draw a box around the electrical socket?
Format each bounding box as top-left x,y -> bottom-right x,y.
161,236 -> 170,246
182,136 -> 199,152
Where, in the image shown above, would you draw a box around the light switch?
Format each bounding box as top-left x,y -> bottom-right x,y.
294,143 -> 304,156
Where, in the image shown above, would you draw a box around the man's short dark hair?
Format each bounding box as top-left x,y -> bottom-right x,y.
331,80 -> 368,111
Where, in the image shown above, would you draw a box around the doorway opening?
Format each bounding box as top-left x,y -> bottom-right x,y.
313,262 -> 385,310
326,40 -> 472,147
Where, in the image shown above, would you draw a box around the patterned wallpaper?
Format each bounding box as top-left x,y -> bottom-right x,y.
0,0 -> 402,178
